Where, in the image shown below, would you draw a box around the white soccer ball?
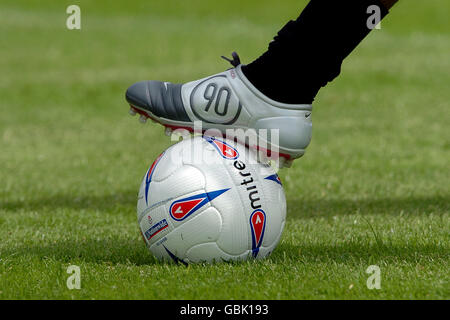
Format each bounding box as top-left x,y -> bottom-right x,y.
137,135 -> 286,264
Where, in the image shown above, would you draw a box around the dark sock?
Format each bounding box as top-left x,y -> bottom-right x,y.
242,0 -> 396,104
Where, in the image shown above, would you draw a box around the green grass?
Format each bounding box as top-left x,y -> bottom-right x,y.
0,0 -> 449,299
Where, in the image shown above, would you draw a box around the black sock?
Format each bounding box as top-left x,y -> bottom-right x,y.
241,0 -> 392,104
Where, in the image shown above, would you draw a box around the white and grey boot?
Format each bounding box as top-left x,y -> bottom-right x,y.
125,53 -> 312,167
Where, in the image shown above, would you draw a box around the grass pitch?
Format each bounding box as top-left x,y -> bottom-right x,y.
0,0 -> 449,299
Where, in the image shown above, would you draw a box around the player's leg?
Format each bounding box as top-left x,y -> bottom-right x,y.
126,0 -> 398,167
242,0 -> 398,104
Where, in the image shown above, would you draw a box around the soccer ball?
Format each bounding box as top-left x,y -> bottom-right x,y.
137,135 -> 286,264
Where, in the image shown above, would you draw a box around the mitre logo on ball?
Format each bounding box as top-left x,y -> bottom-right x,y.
169,188 -> 230,221
204,136 -> 239,160
137,136 -> 286,264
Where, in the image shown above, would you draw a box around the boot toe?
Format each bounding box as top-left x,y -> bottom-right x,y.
126,81 -> 151,110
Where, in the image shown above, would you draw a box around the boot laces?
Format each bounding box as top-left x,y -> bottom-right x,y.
221,52 -> 241,67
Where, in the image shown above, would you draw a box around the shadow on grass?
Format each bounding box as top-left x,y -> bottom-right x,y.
272,241 -> 449,265
1,190 -> 138,213
1,192 -> 447,266
287,195 -> 449,218
2,237 -> 447,267
2,192 -> 448,218
1,238 -> 159,266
